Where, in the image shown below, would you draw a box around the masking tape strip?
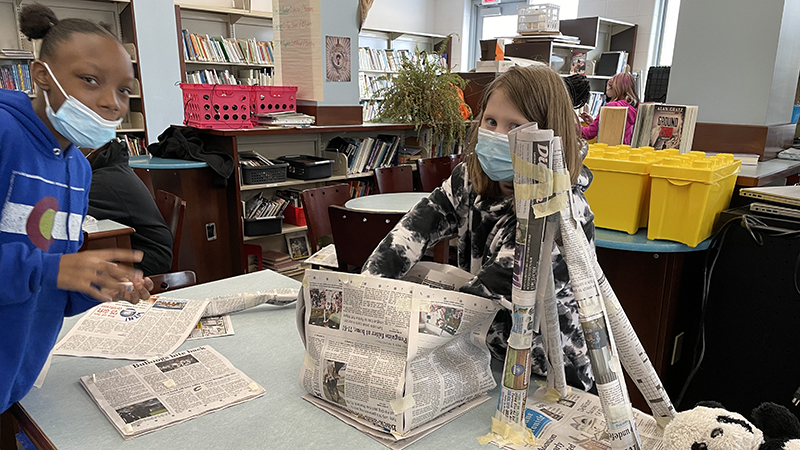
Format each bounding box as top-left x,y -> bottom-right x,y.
512,154 -> 570,188
248,382 -> 260,392
577,295 -> 604,318
490,416 -> 529,447
395,297 -> 413,312
302,351 -> 315,371
607,403 -> 634,423
476,433 -> 494,445
301,274 -> 309,289
350,274 -> 366,286
512,175 -> 571,201
541,388 -> 562,403
533,192 -> 569,218
389,395 -> 416,414
507,331 -> 532,350
655,415 -> 672,429
123,424 -> 134,435
337,273 -> 350,284
511,289 -> 536,307
163,379 -> 176,388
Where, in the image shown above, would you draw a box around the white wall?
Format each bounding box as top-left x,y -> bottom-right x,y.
667,0 -> 796,125
434,0 -> 471,72
134,0 -> 185,142
320,0 -> 360,106
578,0 -> 659,74
363,0 -> 436,34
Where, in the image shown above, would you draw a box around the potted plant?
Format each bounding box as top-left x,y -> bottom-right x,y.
375,38 -> 470,156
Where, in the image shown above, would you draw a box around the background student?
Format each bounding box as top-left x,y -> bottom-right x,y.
362,65 -> 597,392
580,72 -> 640,145
0,5 -> 153,413
85,139 -> 174,276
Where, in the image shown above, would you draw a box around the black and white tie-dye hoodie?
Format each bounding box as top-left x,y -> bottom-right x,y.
363,147 -> 596,391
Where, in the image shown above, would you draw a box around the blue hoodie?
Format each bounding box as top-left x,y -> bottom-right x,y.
0,89 -> 99,412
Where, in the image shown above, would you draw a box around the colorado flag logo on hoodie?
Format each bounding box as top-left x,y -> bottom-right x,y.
0,171 -> 83,251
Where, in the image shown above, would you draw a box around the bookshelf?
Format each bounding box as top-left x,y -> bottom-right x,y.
0,0 -> 148,152
176,4 -> 276,86
173,124 -> 416,279
358,28 -> 449,122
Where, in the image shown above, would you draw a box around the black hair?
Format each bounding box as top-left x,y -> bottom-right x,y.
19,4 -> 119,60
563,74 -> 591,110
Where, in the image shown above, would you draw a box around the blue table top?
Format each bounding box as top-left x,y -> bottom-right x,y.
595,228 -> 711,252
18,270 -> 505,449
129,156 -> 209,169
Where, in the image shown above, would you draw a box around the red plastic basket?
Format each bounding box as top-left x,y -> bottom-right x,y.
181,83 -> 254,129
251,86 -> 298,125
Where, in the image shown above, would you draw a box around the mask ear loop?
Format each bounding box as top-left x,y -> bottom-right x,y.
41,61 -> 69,100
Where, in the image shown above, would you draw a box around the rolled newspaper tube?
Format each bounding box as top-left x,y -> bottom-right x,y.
536,214 -> 566,397
556,200 -> 642,449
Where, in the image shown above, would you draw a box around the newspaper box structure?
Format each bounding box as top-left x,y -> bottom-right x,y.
495,124 -> 676,448
296,268 -> 500,441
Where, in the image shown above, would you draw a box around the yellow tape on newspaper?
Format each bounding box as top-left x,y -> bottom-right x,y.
302,274 -> 309,288
477,432 -> 494,445
511,154 -> 571,192
389,395 -> 416,414
489,416 -> 533,447
607,403 -> 634,423
533,192 -> 569,218
302,351 -> 315,371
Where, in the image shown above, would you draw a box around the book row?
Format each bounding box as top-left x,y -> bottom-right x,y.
326,135 -> 401,175
358,73 -> 392,100
182,30 -> 274,66
0,63 -> 32,94
186,68 -> 274,86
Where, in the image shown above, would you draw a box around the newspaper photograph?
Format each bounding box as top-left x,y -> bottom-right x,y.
187,315 -> 235,340
80,345 -> 265,439
53,297 -> 209,360
297,268 -> 500,441
492,386 -> 664,450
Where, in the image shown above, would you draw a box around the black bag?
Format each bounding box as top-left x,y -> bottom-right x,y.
147,127 -> 234,187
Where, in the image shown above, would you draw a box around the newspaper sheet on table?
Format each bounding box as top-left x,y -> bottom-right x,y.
400,261 -> 474,291
493,387 -> 664,450
53,296 -> 209,360
53,289 -> 299,360
187,315 -> 235,340
80,345 -> 265,439
297,268 -> 499,440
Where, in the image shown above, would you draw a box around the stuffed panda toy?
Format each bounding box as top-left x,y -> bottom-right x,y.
663,401 -> 800,450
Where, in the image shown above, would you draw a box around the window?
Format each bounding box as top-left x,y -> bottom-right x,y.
656,0 -> 681,66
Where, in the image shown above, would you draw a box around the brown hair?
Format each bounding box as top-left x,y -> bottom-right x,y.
465,64 -> 583,196
608,72 -> 639,108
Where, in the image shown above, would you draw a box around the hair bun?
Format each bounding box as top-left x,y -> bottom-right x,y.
19,4 -> 59,40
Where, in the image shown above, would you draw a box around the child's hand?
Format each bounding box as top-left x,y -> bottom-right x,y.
579,112 -> 594,125
58,250 -> 153,303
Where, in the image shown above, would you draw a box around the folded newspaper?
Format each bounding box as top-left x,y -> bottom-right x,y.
80,346 -> 265,439
54,289 -> 299,360
296,267 -> 499,444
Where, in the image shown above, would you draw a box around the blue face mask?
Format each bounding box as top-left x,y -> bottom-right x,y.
42,62 -> 122,150
474,127 -> 513,181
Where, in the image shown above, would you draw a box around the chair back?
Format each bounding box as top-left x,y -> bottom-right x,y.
149,270 -> 197,295
155,190 -> 186,271
417,154 -> 463,192
300,183 -> 351,253
328,205 -> 404,272
374,166 -> 414,193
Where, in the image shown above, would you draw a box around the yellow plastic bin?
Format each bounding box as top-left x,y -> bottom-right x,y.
647,152 -> 741,247
584,146 -> 661,234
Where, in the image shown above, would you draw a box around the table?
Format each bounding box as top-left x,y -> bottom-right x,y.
593,228 -> 708,413
80,219 -> 134,251
18,270 -> 502,449
345,192 -> 430,213
736,158 -> 800,187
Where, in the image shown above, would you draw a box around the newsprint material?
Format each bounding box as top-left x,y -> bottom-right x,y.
53,289 -> 299,360
306,243 -> 339,268
296,268 -> 500,447
80,346 -> 265,439
53,296 -> 209,360
187,315 -> 235,340
488,386 -> 664,450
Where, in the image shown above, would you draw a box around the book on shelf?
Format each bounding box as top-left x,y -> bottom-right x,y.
244,193 -> 289,219
182,30 -> 274,66
348,179 -> 373,198
631,103 -> 699,152
255,112 -> 315,127
325,134 -> 400,174
263,250 -> 291,264
120,135 -> 147,157
0,62 -> 32,94
596,106 -> 628,146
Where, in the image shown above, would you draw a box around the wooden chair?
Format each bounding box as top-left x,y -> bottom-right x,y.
1,403 -> 54,450
374,166 -> 414,193
300,183 -> 351,253
416,154 -> 463,192
328,205 -> 405,272
148,270 -> 198,295
154,190 -> 186,272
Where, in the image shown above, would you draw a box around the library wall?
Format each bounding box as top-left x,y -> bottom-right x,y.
320,0 -> 360,106
434,0 -> 471,72
134,0 -> 184,141
667,0 -> 800,126
577,0 -> 658,74
363,0 -> 436,36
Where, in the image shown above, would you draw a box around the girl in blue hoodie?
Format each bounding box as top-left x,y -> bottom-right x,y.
0,5 -> 154,413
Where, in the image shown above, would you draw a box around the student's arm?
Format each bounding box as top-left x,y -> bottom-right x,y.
581,117 -> 599,140
362,164 -> 468,279
458,228 -> 516,309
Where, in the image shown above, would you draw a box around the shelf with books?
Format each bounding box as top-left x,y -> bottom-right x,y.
240,171 -> 374,192
184,60 -> 274,68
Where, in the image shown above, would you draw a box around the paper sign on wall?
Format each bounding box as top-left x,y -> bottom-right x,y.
274,0 -> 323,101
